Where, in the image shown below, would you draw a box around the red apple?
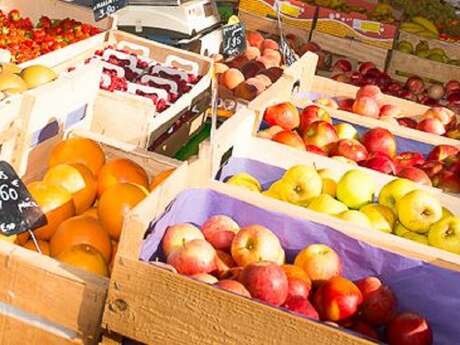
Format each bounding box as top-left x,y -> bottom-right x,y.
387,313 -> 433,345
337,97 -> 355,112
361,128 -> 397,158
350,321 -> 379,340
284,296 -> 319,320
314,98 -> 339,110
239,261 -> 288,306
272,130 -> 306,150
394,152 -> 425,173
360,284 -> 397,326
167,239 -> 217,275
350,72 -> 364,86
264,102 -> 300,130
306,145 -> 327,156
333,59 -> 352,73
359,153 -> 396,175
191,273 -> 219,284
387,82 -> 403,95
258,125 -> 284,140
446,80 -> 460,96
215,279 -> 251,298
231,225 -> 284,267
397,167 -> 432,186
417,160 -> 444,179
162,223 -> 205,258
313,276 -> 363,322
299,105 -> 332,134
399,89 -> 417,102
433,170 -> 460,193
332,73 -> 352,84
215,250 -> 236,275
356,85 -> 384,104
417,117 -> 446,135
427,145 -> 459,162
423,107 -> 454,126
359,62 -> 376,75
398,117 -> 418,129
202,215 -> 240,251
352,97 -> 380,118
405,76 -> 425,95
302,120 -> 339,150
219,266 -> 244,281
294,244 -> 341,286
282,264 -> 312,300
329,139 -> 369,162
380,104 -> 402,118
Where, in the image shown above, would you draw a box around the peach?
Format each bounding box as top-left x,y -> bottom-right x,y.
260,67 -> 283,83
245,77 -> 266,95
167,239 -> 217,275
226,55 -> 249,69
202,215 -> 240,251
356,85 -> 384,105
215,62 -> 229,74
247,31 -> 264,50
244,46 -> 261,60
255,74 -> 272,88
215,279 -> 251,298
161,223 -> 204,258
262,48 -> 282,66
256,56 -> 278,69
264,102 -> 300,130
352,97 -> 380,118
379,104 -> 402,118
233,82 -> 258,101
262,38 -> 279,51
240,61 -> 265,79
272,130 -> 305,150
191,273 -> 219,284
221,68 -> 245,90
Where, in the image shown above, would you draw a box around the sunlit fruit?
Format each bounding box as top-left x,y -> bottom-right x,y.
0,72 -> 28,93
20,65 -> 57,89
56,244 -> 109,277
98,183 -> 149,240
43,163 -> 97,214
49,138 -> 106,176
50,215 -> 112,263
97,158 -> 149,197
27,181 -> 76,240
23,239 -> 50,256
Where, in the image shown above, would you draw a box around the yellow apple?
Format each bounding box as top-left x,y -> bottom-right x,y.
227,173 -> 262,192
337,210 -> 372,228
428,216 -> 460,254
394,221 -> 410,237
396,190 -> 442,234
331,156 -> 358,166
360,203 -> 396,233
276,165 -> 322,207
318,168 -> 338,197
334,123 -> 358,140
308,194 -> 348,216
442,207 -> 454,220
336,169 -> 375,209
378,178 -> 417,213
402,232 -> 428,245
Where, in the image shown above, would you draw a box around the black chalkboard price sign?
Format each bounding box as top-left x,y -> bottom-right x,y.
0,161 -> 47,236
93,0 -> 127,21
222,22 -> 246,57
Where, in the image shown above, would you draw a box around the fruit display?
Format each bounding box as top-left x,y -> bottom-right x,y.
0,62 -> 57,101
226,163 -> 460,254
397,39 -> 460,66
259,101 -> 460,192
16,136 -> 174,277
0,10 -> 101,64
214,31 -> 288,102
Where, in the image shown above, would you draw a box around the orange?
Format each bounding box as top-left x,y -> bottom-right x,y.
49,138 -> 106,176
50,215 -> 112,263
57,244 -> 109,277
15,232 -> 30,246
43,163 -> 97,215
110,241 -> 118,273
23,239 -> 50,256
97,158 -> 149,197
98,183 -> 148,240
82,207 -> 98,219
27,181 -> 76,240
150,168 -> 175,192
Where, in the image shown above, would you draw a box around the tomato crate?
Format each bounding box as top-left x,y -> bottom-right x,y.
0,128 -> 182,345
314,0 -> 398,50
0,0 -> 114,68
101,155 -> 460,345
55,30 -> 212,155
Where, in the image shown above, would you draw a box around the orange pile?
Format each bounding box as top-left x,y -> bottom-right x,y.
16,137 -> 175,277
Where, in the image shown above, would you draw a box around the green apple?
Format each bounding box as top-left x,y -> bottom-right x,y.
402,232 -> 428,245
334,123 -> 358,140
442,207 -> 454,220
428,216 -> 460,254
337,210 -> 372,228
331,156 -> 358,166
227,173 -> 262,192
336,169 -> 375,209
276,165 -> 322,207
318,168 -> 338,197
378,178 -> 417,213
396,190 -> 442,234
394,221 -> 411,237
308,194 -> 348,216
360,203 -> 396,233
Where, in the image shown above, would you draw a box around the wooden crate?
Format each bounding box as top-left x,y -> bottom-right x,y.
0,0 -> 114,68
55,30 -> 212,152
0,95 -> 24,169
1,126 -> 182,345
388,50 -> 460,84
103,152 -> 460,344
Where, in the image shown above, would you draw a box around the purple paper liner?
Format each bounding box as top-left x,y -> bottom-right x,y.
140,188 -> 460,345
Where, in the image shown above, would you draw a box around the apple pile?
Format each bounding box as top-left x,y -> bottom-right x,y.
72,46 -> 202,112
160,216 -> 433,345
332,60 -> 460,113
260,102 -> 460,192
214,31 -> 287,102
227,165 -> 460,255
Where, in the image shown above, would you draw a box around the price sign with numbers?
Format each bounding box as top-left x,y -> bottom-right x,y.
222,22 -> 246,57
93,0 -> 127,21
274,0 -> 299,66
0,161 -> 46,236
